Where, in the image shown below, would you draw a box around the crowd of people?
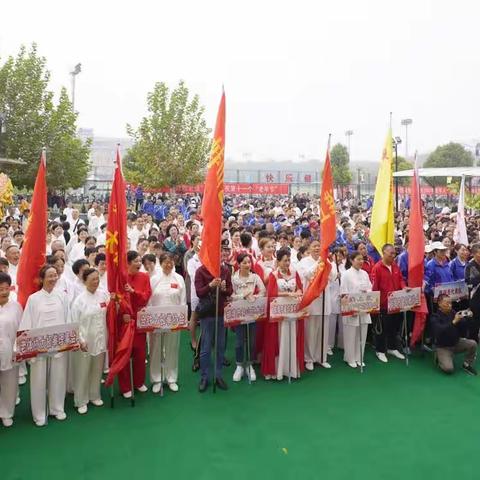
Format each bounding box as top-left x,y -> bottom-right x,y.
0,190 -> 478,429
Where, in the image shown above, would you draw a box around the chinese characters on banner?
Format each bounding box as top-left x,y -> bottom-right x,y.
433,280 -> 469,301
224,297 -> 267,327
269,297 -> 307,322
15,323 -> 80,362
341,291 -> 380,316
387,287 -> 422,313
137,305 -> 189,332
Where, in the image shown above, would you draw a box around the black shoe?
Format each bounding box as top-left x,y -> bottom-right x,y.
215,378 -> 228,390
463,364 -> 478,376
198,379 -> 209,393
223,358 -> 231,367
192,358 -> 200,372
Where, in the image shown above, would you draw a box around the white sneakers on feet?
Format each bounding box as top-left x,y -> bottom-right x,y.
123,391 -> 132,399
233,365 -> 244,382
387,349 -> 406,360
2,418 -> 13,427
246,365 -> 256,381
168,382 -> 179,392
18,375 -> 26,385
356,361 -> 366,367
347,362 -> 357,368
91,399 -> 104,407
305,361 -> 314,371
35,419 -> 46,427
55,412 -> 67,421
152,383 -> 162,394
137,385 -> 148,393
264,375 -> 272,380
16,396 -> 20,406
321,362 -> 332,369
376,352 -> 388,363
77,405 -> 88,415
327,348 -> 334,356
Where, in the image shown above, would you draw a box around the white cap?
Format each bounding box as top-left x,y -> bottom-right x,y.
430,241 -> 448,251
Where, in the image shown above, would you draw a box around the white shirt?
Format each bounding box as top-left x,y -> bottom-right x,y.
149,271 -> 186,307
20,288 -> 69,330
187,254 -> 202,304
0,300 -> 22,370
231,271 -> 266,300
340,267 -> 373,326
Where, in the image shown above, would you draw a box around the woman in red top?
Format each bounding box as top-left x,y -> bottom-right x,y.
357,242 -> 375,276
118,251 -> 152,397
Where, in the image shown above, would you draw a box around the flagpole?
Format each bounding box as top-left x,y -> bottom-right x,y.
213,284 -> 220,393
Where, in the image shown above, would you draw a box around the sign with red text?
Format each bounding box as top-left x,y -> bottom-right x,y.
387,288 -> 421,313
269,297 -> 307,322
15,323 -> 80,362
433,280 -> 469,301
137,305 -> 189,332
341,291 -> 380,316
224,297 -> 267,327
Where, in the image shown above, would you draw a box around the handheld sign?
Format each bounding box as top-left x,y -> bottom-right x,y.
15,323 -> 80,362
137,305 -> 189,332
224,297 -> 267,327
341,291 -> 380,316
269,297 -> 307,322
387,287 -> 421,313
433,280 -> 468,301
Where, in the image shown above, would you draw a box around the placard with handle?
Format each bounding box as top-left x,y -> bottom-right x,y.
137,305 -> 189,332
341,291 -> 380,316
224,297 -> 267,327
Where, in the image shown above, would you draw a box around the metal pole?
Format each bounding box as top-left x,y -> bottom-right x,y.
320,292 -> 325,365
288,319 -> 292,384
129,358 -> 135,407
159,332 -> 164,397
403,311 -> 409,367
358,320 -> 364,374
213,285 -> 220,393
395,143 -> 399,212
45,356 -> 51,425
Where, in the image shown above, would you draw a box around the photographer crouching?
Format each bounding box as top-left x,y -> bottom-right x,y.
431,294 -> 477,375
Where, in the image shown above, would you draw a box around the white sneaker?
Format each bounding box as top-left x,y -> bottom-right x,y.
136,385 -> 148,393
264,375 -> 272,380
91,399 -> 104,407
388,349 -> 406,360
152,383 -> 162,394
276,375 -> 284,381
2,418 -> 13,427
15,396 -> 20,406
122,391 -> 132,399
327,348 -> 334,356
18,375 -> 26,385
35,419 -> 46,427
356,361 -> 366,367
321,362 -> 332,369
55,412 -> 67,421
376,352 -> 388,363
347,362 -> 357,369
233,365 -> 244,382
77,405 -> 88,415
305,361 -> 314,371
168,382 -> 179,392
247,365 -> 257,382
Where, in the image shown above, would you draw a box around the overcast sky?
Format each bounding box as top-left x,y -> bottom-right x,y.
1,0 -> 478,164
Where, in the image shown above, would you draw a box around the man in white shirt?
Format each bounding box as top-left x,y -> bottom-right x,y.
69,209 -> 85,235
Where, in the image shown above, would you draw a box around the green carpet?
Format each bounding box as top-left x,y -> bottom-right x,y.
2,335 -> 478,480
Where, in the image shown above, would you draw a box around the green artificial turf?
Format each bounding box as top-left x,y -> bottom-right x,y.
1,335 -> 478,480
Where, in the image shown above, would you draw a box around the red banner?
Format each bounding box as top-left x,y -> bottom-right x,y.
137,183 -> 290,195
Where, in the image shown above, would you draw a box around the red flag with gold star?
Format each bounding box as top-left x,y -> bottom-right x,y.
105,146 -> 133,387
299,141 -> 335,310
199,91 -> 226,278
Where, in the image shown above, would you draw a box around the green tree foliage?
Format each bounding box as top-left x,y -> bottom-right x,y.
423,142 -> 474,186
0,44 -> 90,190
330,143 -> 352,185
124,81 -> 211,188
394,156 -> 413,186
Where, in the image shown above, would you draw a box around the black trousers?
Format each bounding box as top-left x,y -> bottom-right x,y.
467,303 -> 480,342
374,312 -> 403,353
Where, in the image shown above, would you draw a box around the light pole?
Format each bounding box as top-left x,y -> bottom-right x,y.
345,130 -> 353,160
401,118 -> 412,159
393,136 -> 402,212
70,63 -> 82,111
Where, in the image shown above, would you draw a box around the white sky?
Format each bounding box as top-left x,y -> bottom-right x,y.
1,0 -> 479,163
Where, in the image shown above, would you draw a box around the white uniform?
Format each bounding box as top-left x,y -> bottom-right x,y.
187,254 -> 201,312
148,271 -> 186,387
20,289 -> 69,424
297,256 -> 336,365
70,289 -> 108,408
69,241 -> 87,264
340,267 -> 372,365
328,261 -> 345,350
0,300 -> 22,422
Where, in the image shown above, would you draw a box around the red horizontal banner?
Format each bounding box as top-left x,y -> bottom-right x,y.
137,183 -> 290,195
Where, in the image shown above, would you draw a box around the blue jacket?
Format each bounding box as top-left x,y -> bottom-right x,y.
425,258 -> 454,295
449,257 -> 466,281
396,251 -> 409,282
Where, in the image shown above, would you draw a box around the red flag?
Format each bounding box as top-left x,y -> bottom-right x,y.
299,141 -> 336,310
17,150 -> 47,308
409,155 -> 428,346
104,147 -> 133,387
199,91 -> 226,278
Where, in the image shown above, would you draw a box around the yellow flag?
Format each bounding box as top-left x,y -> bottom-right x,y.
370,129 -> 394,254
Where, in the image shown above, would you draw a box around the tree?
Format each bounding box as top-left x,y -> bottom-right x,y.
0,44 -> 90,189
423,142 -> 474,186
124,80 -> 211,188
330,143 -> 352,185
395,156 -> 413,186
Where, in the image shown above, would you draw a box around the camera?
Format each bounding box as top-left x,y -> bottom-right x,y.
458,309 -> 473,318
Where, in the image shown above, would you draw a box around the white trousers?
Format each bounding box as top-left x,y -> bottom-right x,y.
343,323 -> 368,364
149,331 -> 180,384
66,352 -> 75,393
18,361 -> 27,377
30,355 -> 67,424
0,367 -> 18,419
304,315 -> 329,364
328,313 -> 344,350
276,319 -> 299,379
73,352 -> 105,408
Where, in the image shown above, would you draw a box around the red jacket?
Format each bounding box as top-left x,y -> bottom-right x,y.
371,260 -> 406,311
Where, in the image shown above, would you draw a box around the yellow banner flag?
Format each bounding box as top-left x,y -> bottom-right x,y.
370,129 -> 394,254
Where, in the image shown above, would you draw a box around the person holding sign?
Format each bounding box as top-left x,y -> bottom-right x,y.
262,248 -> 304,381
0,272 -> 22,427
148,253 -> 186,393
231,253 -> 266,382
20,265 -> 69,426
70,268 -> 109,414
340,252 -> 372,368
371,244 -> 406,363
424,242 -> 454,299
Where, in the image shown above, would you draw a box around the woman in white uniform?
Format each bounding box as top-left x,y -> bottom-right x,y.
71,268 -> 108,414
0,272 -> 22,427
340,252 -> 372,368
328,248 -> 346,353
20,265 -> 69,426
148,253 -> 186,393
